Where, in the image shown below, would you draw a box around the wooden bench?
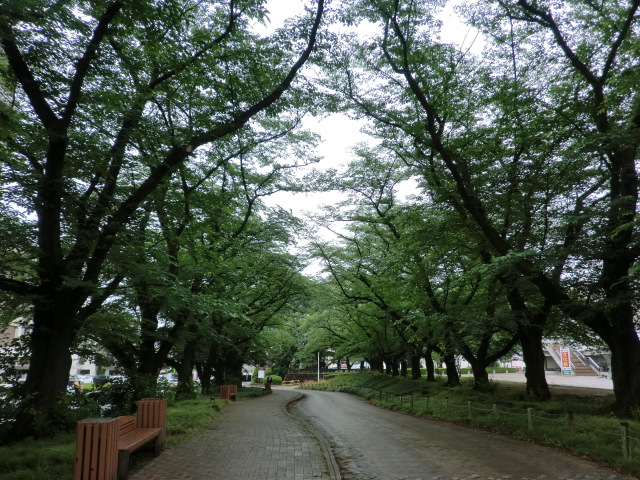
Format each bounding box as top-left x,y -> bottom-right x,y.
116,415 -> 161,480
281,380 -> 300,386
219,384 -> 238,400
74,398 -> 167,480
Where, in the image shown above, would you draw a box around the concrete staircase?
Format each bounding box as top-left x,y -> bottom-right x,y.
544,342 -> 600,376
569,350 -> 598,376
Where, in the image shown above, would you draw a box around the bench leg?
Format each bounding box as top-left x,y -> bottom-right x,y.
118,450 -> 131,480
153,437 -> 162,457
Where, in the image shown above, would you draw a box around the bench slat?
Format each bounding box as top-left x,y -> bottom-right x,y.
137,398 -> 167,450
118,427 -> 161,452
73,418 -> 118,480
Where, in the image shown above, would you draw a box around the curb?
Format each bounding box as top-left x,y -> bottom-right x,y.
283,391 -> 342,480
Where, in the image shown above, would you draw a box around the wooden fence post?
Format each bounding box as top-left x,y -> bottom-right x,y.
527,407 -> 533,431
567,412 -> 575,437
621,421 -> 630,459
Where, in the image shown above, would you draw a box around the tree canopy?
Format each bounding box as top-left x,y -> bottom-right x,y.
1,0 -> 640,440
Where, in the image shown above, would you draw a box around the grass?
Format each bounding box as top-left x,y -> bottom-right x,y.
301,372 -> 640,477
0,386 -> 270,480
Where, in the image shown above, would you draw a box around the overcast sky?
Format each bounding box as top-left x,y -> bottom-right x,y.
255,1 -> 478,274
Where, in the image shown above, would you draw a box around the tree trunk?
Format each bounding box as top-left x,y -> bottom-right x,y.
400,360 -> 407,377
424,348 -> 436,382
391,358 -> 399,376
175,339 -> 197,400
588,303 -> 640,416
367,357 -> 384,372
411,354 -> 421,380
518,323 -> 550,400
195,364 -> 206,394
468,360 -> 490,390
461,333 -> 518,390
610,332 -> 640,416
11,303 -> 77,439
443,353 -> 460,387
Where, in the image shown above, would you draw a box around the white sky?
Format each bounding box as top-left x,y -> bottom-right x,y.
256,1 -> 478,274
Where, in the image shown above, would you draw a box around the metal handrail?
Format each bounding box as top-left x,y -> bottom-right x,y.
544,343 -> 563,366
574,350 -> 602,373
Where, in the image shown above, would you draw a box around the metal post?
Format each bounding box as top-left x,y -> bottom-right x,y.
527,407 -> 533,431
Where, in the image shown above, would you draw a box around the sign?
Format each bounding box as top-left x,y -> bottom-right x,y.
258,369 -> 265,379
560,347 -> 572,375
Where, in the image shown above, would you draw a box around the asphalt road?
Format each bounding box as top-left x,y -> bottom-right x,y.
291,389 -> 623,480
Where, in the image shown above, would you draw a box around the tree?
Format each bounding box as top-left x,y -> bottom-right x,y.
318,0 -> 640,407
461,0 -> 640,413
0,0 -> 325,438
89,117 -> 318,398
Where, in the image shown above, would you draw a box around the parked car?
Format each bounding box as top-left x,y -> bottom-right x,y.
92,374 -> 110,387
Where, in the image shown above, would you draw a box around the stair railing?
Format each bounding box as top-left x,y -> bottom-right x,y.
574,350 -> 602,375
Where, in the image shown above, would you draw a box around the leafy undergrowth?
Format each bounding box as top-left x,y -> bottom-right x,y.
302,372 -> 640,477
0,386 -> 269,480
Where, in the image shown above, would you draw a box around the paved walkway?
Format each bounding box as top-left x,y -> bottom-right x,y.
128,374 -> 613,479
130,388 -> 339,480
488,371 -> 614,390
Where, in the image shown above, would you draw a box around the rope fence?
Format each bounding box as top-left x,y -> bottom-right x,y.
315,383 -> 640,461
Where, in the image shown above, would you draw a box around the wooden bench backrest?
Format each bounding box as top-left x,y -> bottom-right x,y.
137,398 -> 167,447
118,416 -> 137,437
73,418 -> 118,480
219,385 -> 237,399
219,385 -> 230,399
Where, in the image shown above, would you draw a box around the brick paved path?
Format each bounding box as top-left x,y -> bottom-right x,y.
129,387 -> 339,480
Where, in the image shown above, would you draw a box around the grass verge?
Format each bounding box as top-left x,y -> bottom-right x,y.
0,386 -> 269,480
301,372 -> 640,477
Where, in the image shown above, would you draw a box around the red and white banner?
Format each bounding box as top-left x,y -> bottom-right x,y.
560,347 -> 572,375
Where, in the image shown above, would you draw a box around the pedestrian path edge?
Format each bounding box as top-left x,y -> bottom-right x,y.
283,391 -> 342,480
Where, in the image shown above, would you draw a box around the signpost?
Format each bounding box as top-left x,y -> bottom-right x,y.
560,347 -> 572,375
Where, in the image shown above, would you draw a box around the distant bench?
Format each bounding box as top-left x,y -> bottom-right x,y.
281,380 -> 300,386
219,384 -> 238,400
74,398 -> 167,480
